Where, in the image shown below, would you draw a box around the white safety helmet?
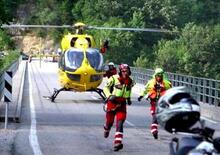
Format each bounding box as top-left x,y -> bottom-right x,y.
108,62 -> 115,66
156,86 -> 200,133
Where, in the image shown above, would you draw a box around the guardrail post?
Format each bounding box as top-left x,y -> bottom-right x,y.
208,80 -> 212,105
191,77 -> 196,99
214,82 -> 219,106
202,79 -> 205,103
4,71 -> 12,129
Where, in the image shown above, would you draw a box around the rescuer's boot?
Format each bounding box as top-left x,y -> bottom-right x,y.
152,131 -> 158,139
104,126 -> 110,138
113,143 -> 123,151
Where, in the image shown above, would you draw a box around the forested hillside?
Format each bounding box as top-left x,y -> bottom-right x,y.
1,0 -> 220,79
0,0 -> 24,50
0,0 -> 24,70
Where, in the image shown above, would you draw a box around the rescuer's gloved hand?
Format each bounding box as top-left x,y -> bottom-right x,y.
138,96 -> 143,101
108,95 -> 117,101
103,104 -> 108,112
154,83 -> 162,90
127,98 -> 132,105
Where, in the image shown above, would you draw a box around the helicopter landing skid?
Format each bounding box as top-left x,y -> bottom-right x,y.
88,88 -> 106,101
49,87 -> 66,102
44,88 -> 106,102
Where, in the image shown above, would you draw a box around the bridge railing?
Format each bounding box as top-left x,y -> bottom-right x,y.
131,67 -> 220,106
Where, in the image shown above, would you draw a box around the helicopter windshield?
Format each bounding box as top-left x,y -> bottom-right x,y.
65,48 -> 84,71
86,48 -> 103,71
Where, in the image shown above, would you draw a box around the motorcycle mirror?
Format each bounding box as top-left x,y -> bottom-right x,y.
213,137 -> 220,153
203,127 -> 215,139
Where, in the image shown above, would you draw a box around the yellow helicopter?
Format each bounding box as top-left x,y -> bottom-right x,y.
1,22 -> 172,102
54,22 -> 107,102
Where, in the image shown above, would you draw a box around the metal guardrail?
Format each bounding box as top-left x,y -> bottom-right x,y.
0,57 -> 20,100
131,67 -> 220,106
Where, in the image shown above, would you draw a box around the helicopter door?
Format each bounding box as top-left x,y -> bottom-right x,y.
65,48 -> 84,72
86,48 -> 103,71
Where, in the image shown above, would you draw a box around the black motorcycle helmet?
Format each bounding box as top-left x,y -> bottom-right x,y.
156,87 -> 200,133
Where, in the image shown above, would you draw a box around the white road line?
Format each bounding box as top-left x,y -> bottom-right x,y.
201,116 -> 218,124
28,66 -> 43,155
125,120 -> 136,127
91,95 -> 98,100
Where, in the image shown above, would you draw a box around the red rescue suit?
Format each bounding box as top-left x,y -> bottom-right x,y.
104,67 -> 117,78
103,74 -> 134,151
139,79 -> 172,139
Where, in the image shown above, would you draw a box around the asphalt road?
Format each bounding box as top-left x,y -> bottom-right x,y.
9,59 -> 220,155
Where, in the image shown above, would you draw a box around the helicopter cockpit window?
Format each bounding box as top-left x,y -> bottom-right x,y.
86,48 -> 103,71
70,37 -> 77,47
85,37 -> 91,47
65,48 -> 84,72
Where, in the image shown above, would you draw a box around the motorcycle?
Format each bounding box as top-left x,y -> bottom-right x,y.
169,119 -> 220,155
156,86 -> 220,155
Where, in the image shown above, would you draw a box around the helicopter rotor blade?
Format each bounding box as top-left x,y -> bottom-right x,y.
88,26 -> 175,33
1,24 -> 73,29
1,23 -> 177,33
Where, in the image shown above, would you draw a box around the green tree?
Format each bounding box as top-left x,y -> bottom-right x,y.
23,0 -> 220,80
133,54 -> 149,68
181,24 -> 220,78
0,30 -> 14,50
0,0 -> 8,24
154,23 -> 220,79
154,39 -> 186,72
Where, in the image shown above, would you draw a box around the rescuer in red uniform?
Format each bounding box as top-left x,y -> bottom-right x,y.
138,68 -> 172,139
104,62 -> 117,78
103,64 -> 135,151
